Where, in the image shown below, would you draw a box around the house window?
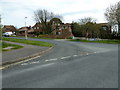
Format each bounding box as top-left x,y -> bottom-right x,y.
37,27 -> 39,29
34,27 -> 36,29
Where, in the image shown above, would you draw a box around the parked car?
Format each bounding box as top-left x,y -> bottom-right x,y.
2,32 -> 14,37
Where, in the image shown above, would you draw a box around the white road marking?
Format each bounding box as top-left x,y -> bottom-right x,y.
73,55 -> 78,57
45,60 -> 49,62
45,58 -> 58,62
86,53 -> 89,55
50,58 -> 58,61
21,52 -> 97,66
21,63 -> 29,66
30,61 -> 39,64
61,56 -> 71,59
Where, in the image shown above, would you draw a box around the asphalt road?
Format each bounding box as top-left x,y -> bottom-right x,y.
2,38 -> 118,88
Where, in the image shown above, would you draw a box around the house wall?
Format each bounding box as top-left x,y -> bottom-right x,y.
32,23 -> 43,33
52,23 -> 73,38
3,25 -> 16,33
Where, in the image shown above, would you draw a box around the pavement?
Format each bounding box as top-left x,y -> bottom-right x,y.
2,41 -> 52,66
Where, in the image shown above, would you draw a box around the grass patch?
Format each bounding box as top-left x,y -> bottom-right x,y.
70,39 -> 120,44
2,42 -> 23,51
2,38 -> 53,47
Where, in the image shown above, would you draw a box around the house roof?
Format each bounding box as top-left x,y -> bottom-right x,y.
19,26 -> 34,32
32,23 -> 42,28
3,25 -> 16,31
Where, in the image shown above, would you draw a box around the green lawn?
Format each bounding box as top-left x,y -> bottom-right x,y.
70,39 -> 120,44
2,38 -> 53,47
2,42 -> 23,51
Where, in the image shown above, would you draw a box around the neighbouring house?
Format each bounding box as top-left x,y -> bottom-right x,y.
98,23 -> 111,31
3,25 -> 17,34
52,23 -> 74,39
18,26 -> 34,37
32,23 -> 43,34
97,23 -> 112,39
32,22 -> 74,39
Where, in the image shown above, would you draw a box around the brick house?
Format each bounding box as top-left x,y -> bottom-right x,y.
52,23 -> 74,39
32,23 -> 43,34
3,25 -> 17,33
18,26 -> 34,37
32,22 -> 74,39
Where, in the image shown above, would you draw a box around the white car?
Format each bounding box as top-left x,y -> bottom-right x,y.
2,32 -> 14,37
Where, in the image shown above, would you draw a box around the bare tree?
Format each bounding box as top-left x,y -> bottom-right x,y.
34,9 -> 54,34
34,9 -> 54,23
105,1 -> 120,35
34,9 -> 62,34
79,17 -> 97,25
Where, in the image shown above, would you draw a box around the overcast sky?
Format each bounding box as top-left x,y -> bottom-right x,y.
0,0 -> 119,28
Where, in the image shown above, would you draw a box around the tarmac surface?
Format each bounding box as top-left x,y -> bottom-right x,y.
2,37 -> 118,88
2,41 -> 49,65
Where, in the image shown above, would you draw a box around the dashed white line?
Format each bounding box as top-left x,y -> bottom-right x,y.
21,52 -> 97,66
86,53 -> 89,55
45,58 -> 58,62
73,55 -> 78,57
30,61 -> 40,64
61,56 -> 71,59
21,63 -> 29,66
50,58 -> 58,61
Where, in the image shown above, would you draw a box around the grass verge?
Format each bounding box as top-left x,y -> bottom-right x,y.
70,39 -> 120,44
2,42 -> 23,51
2,38 -> 53,47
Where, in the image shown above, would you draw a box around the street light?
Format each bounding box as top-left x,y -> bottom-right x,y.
25,17 -> 28,40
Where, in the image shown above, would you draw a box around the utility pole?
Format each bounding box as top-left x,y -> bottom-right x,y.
25,17 -> 28,40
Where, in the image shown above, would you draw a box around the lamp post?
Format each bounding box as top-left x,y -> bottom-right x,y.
25,17 -> 28,40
